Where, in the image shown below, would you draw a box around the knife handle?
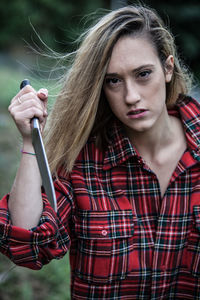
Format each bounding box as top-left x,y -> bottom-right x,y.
20,79 -> 30,89
20,79 -> 40,131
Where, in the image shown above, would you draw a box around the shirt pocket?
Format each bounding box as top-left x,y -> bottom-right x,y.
74,209 -> 137,284
187,206 -> 200,277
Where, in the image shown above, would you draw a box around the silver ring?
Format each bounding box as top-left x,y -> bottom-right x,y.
17,97 -> 22,104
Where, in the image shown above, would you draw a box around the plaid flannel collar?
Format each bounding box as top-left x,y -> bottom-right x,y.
103,95 -> 200,170
175,95 -> 200,157
103,121 -> 138,170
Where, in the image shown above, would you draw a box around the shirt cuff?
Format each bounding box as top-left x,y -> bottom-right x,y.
0,194 -> 58,245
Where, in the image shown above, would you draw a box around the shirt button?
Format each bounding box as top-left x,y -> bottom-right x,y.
101,230 -> 108,236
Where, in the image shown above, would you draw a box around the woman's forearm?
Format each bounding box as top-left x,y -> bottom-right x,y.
8,141 -> 43,229
7,83 -> 48,230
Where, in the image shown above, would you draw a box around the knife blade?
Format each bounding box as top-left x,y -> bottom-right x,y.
20,79 -> 57,212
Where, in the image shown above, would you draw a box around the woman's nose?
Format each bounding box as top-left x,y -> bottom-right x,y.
125,81 -> 141,105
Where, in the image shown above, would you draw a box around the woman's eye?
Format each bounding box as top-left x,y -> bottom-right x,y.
105,77 -> 121,86
138,70 -> 152,79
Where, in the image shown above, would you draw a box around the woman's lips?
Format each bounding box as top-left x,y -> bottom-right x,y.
127,109 -> 148,119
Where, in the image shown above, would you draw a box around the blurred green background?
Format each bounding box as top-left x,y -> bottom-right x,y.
0,0 -> 200,299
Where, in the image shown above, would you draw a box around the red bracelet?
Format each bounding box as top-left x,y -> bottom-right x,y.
21,149 -> 36,156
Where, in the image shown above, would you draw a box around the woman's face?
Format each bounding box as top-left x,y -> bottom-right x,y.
103,36 -> 174,137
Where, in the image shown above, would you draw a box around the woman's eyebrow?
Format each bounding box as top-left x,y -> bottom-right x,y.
105,72 -> 119,77
105,64 -> 155,77
133,64 -> 155,73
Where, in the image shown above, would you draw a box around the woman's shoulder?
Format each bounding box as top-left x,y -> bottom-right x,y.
176,94 -> 200,111
75,135 -> 106,166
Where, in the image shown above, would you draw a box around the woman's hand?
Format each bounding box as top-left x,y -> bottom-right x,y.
8,84 -> 48,141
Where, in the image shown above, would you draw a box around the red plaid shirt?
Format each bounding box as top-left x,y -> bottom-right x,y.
0,96 -> 200,299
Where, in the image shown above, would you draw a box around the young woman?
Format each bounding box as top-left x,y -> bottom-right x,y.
0,5 -> 200,299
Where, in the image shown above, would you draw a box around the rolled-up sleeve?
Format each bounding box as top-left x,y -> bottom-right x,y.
0,175 -> 74,270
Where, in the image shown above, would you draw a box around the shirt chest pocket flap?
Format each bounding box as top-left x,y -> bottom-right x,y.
74,209 -> 138,284
187,205 -> 200,277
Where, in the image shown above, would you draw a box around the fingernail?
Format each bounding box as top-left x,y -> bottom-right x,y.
39,88 -> 48,97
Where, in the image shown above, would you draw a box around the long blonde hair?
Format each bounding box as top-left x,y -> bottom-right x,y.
45,4 -> 192,174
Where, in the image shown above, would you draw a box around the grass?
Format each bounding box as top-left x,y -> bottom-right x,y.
0,65 -> 71,300
0,66 -> 60,110
0,255 -> 71,300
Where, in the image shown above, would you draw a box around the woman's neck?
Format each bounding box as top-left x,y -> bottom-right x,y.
125,113 -> 182,162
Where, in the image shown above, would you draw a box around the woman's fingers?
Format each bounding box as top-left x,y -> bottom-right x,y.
8,85 -> 49,139
37,88 -> 48,116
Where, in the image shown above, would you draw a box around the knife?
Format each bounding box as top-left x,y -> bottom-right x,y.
20,79 -> 57,212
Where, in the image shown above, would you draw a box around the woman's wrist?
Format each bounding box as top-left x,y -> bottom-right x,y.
21,149 -> 36,156
22,138 -> 35,153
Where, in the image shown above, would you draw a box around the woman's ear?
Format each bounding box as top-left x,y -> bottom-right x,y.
165,55 -> 174,83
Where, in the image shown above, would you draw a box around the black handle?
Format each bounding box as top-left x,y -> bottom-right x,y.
20,79 -> 30,90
